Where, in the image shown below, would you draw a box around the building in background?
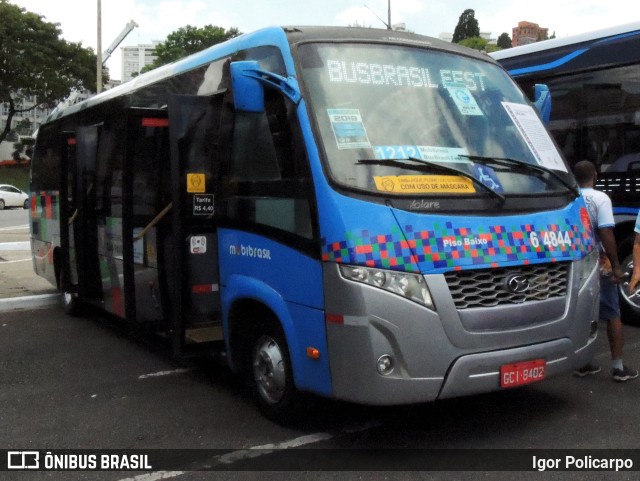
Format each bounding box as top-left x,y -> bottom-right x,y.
121,41 -> 161,83
0,96 -> 50,139
512,21 -> 548,47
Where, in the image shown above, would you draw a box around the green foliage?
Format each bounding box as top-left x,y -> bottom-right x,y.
0,164 -> 29,191
142,25 -> 242,73
0,0 -> 98,143
497,32 -> 512,49
452,9 -> 480,43
458,36 -> 488,51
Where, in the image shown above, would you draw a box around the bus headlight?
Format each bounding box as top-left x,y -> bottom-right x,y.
339,265 -> 433,309
577,249 -> 599,290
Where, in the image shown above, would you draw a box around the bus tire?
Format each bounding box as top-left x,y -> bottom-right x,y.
250,325 -> 301,424
619,253 -> 640,326
61,289 -> 82,316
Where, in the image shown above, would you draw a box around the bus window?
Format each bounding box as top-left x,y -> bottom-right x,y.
223,90 -> 314,240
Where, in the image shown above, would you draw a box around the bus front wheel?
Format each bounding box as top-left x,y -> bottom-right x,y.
250,327 -> 301,423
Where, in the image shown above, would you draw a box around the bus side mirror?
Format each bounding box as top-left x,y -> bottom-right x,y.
230,61 -> 265,113
533,84 -> 551,124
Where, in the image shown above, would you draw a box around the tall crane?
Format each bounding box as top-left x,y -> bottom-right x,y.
52,20 -> 139,114
103,20 -> 139,65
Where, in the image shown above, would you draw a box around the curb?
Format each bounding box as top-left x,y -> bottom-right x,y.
0,293 -> 59,312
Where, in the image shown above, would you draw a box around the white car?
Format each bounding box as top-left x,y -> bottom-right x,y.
0,184 -> 29,210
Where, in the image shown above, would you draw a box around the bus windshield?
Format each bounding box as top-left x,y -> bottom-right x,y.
298,42 -> 574,198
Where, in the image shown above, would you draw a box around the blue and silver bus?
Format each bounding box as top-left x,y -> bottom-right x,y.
31,26 -> 598,421
492,21 -> 640,322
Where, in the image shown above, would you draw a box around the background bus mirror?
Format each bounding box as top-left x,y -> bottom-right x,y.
533,84 -> 552,124
231,61 -> 265,113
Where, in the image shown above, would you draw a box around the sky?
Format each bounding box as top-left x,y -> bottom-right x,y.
9,0 -> 640,81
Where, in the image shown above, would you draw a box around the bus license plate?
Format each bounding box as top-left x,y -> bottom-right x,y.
500,359 -> 546,388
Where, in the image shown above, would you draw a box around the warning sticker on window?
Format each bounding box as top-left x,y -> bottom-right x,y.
373,175 -> 476,194
187,173 -> 206,193
328,109 -> 371,149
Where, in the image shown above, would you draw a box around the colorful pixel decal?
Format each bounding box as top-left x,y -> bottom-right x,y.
321,216 -> 594,274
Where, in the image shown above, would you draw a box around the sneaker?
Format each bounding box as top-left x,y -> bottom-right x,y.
612,366 -> 639,382
573,363 -> 601,377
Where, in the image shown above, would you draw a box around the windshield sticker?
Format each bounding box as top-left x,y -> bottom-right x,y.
471,164 -> 504,193
374,145 -> 469,163
373,175 -> 476,194
502,102 -> 567,172
328,109 -> 371,149
447,87 -> 484,116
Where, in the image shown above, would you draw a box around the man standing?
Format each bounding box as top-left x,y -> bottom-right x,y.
573,160 -> 638,381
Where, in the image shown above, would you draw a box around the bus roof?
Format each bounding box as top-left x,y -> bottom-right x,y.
491,21 -> 640,61
46,25 -> 494,123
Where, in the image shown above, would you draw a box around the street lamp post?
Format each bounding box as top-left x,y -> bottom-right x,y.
97,0 -> 102,93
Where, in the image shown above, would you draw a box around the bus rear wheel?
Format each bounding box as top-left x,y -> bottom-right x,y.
250,327 -> 300,424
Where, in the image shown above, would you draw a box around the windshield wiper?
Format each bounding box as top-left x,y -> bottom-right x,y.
458,154 -> 580,198
357,157 -> 506,205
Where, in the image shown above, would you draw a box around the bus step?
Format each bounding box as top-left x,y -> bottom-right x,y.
185,325 -> 223,343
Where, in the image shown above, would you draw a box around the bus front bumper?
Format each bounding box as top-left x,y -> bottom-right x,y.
323,262 -> 598,406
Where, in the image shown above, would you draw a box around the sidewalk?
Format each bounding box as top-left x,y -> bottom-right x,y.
0,224 -> 57,309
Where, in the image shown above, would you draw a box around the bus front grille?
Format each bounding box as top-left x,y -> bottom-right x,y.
443,262 -> 569,309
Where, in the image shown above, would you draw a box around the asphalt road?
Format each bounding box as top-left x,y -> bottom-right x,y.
1,305 -> 640,480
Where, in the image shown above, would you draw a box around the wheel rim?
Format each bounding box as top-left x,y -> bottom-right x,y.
252,335 -> 286,404
619,257 -> 640,310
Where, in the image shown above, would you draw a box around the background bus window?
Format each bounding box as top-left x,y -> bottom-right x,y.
522,64 -> 640,173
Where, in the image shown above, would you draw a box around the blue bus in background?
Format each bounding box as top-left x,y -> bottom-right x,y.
31,26 -> 597,422
492,21 -> 640,323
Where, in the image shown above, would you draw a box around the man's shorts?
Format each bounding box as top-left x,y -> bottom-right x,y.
600,273 -> 621,321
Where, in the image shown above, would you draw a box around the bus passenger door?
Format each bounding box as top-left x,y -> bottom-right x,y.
167,94 -> 224,355
123,110 -> 172,325
73,126 -> 103,302
59,133 -> 79,293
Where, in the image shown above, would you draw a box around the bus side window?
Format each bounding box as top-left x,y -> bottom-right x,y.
224,91 -> 314,240
230,112 -> 281,181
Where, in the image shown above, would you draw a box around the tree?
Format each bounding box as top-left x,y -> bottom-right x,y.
452,9 -> 480,43
497,32 -> 512,49
142,25 -> 242,73
0,0 -> 97,143
458,37 -> 487,51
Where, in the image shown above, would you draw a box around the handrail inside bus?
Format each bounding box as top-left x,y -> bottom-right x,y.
134,202 -> 173,240
68,209 -> 79,225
